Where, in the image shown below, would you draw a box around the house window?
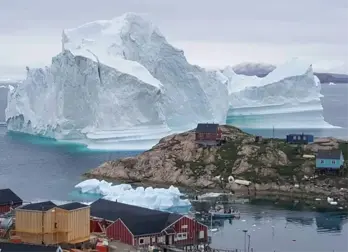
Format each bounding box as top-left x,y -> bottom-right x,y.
332,160 -> 336,164
139,238 -> 144,245
293,136 -> 296,140
181,225 -> 188,229
199,230 -> 205,239
176,232 -> 187,241
152,237 -> 156,243
320,160 -> 324,164
303,136 -> 306,140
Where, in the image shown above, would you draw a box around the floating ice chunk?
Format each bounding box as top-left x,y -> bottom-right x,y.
74,179 -> 190,211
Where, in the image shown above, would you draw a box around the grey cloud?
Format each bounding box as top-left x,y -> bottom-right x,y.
0,0 -> 347,44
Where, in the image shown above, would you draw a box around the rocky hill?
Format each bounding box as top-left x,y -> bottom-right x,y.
87,125 -> 348,201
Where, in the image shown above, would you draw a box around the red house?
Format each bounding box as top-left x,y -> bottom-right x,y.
0,189 -> 23,214
90,199 -> 208,250
195,123 -> 222,146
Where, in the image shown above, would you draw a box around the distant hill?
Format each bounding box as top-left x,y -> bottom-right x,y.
232,63 -> 348,83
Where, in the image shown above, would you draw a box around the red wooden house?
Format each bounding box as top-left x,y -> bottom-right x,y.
90,199 -> 208,250
195,123 -> 222,146
0,188 -> 23,214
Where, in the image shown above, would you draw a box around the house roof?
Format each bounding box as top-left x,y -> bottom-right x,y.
90,199 -> 182,236
0,242 -> 60,252
317,149 -> 342,159
195,123 -> 219,133
19,201 -> 57,211
0,188 -> 22,206
59,202 -> 88,211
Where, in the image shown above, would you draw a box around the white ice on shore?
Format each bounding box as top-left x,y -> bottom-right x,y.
74,179 -> 191,211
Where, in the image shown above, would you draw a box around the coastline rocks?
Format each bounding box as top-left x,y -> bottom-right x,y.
87,125 -> 347,201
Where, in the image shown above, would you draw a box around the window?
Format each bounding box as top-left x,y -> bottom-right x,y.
152,237 -> 156,243
332,160 -> 336,164
320,160 -> 324,164
176,232 -> 187,241
293,136 -> 296,140
199,230 -> 205,239
181,225 -> 188,229
303,136 -> 306,140
139,238 -> 144,245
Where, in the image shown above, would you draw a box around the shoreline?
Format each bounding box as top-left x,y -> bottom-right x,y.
83,173 -> 348,212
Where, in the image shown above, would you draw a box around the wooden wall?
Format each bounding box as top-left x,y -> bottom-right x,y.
67,207 -> 90,243
15,206 -> 90,245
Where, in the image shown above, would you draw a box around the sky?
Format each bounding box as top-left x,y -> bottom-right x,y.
0,0 -> 347,79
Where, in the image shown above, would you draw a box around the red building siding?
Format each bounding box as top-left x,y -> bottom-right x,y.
106,219 -> 134,246
169,216 -> 208,246
0,203 -> 22,214
195,127 -> 222,141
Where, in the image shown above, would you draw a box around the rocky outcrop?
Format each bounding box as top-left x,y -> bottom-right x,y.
87,125 -> 348,201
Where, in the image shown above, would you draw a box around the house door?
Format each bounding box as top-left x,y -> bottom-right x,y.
166,235 -> 173,245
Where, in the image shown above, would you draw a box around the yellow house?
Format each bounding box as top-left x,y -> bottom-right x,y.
15,201 -> 90,245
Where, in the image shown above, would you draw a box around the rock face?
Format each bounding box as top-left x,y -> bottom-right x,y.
88,125 -> 348,201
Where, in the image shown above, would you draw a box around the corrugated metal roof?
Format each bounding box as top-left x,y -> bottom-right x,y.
316,149 -> 342,159
195,123 -> 219,133
0,189 -> 22,206
59,202 -> 88,211
20,201 -> 57,211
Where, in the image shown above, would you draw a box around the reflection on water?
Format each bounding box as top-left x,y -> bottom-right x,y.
316,213 -> 346,233
191,197 -> 348,251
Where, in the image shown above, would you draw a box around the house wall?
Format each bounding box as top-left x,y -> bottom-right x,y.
135,234 -> 165,247
15,208 -> 59,244
170,216 -> 208,246
67,207 -> 90,243
106,219 -> 134,246
316,158 -> 342,169
286,134 -> 313,144
195,132 -> 218,141
0,203 -> 22,214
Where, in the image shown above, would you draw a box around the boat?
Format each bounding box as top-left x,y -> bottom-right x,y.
208,207 -> 240,219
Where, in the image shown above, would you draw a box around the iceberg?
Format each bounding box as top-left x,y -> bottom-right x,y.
74,179 -> 191,212
222,59 -> 337,129
5,13 -> 337,150
5,13 -> 229,150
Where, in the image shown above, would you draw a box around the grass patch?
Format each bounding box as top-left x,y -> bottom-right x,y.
214,141 -> 241,177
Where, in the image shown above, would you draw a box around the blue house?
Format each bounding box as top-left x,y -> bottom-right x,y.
286,133 -> 314,144
316,149 -> 344,169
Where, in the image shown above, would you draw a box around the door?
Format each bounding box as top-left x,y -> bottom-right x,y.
165,235 -> 173,245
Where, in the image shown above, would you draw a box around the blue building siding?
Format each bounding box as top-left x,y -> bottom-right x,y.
286,134 -> 314,144
316,153 -> 344,169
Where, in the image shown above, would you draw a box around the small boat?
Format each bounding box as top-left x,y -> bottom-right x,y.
208,208 -> 240,219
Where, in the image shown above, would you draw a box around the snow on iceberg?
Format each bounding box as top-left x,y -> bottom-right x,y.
223,59 -> 337,129
5,13 -> 228,150
5,13 -> 337,150
74,179 -> 191,211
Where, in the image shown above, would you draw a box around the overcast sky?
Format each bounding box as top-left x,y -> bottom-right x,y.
0,0 -> 347,78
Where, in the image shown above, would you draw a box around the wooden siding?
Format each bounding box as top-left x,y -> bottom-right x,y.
15,209 -> 55,234
15,206 -> 90,245
67,207 -> 90,243
106,219 -> 134,246
170,216 -> 208,246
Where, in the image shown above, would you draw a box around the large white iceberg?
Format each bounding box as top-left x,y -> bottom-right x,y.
222,59 -> 336,129
5,13 -> 336,150
6,13 -> 229,150
74,179 -> 191,212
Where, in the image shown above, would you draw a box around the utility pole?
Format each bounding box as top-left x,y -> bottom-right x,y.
243,229 -> 248,252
